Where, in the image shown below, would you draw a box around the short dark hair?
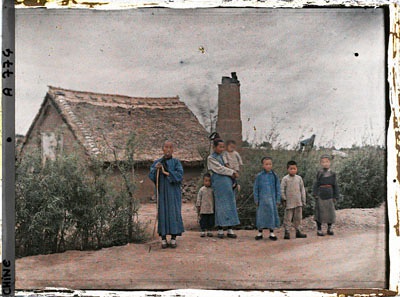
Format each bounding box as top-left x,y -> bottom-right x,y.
287,160 -> 297,168
213,138 -> 224,147
261,156 -> 273,164
226,140 -> 236,146
203,173 -> 211,179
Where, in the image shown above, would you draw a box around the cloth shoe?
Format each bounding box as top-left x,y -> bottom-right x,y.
161,240 -> 168,249
227,229 -> 237,238
284,230 -> 290,240
207,232 -> 213,237
255,234 -> 263,240
200,232 -> 206,237
296,230 -> 307,238
317,230 -> 325,236
170,239 -> 177,248
327,229 -> 334,236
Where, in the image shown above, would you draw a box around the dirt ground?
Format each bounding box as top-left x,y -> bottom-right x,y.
16,202 -> 387,290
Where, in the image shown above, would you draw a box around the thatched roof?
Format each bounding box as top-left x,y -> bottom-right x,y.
29,86 -> 209,165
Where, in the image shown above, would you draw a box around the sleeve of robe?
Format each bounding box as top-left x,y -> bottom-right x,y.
275,173 -> 281,204
196,187 -> 203,207
236,151 -> 243,166
253,174 -> 260,205
300,177 -> 306,205
148,159 -> 160,183
166,159 -> 183,184
207,156 -> 235,176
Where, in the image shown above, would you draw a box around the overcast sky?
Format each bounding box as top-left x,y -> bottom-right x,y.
16,8 -> 386,148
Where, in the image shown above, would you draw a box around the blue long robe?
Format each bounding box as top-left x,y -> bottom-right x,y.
253,170 -> 281,229
208,152 -> 240,227
149,157 -> 184,237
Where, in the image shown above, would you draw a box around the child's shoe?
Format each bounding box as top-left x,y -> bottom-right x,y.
317,230 -> 325,236
284,230 -> 290,240
161,240 -> 168,249
170,239 -> 177,248
227,229 -> 237,238
255,234 -> 263,240
327,229 -> 334,236
232,182 -> 238,190
296,229 -> 307,238
217,230 -> 224,239
207,232 -> 213,237
269,235 -> 278,241
200,231 -> 206,237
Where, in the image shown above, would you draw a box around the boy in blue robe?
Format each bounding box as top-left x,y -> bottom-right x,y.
149,141 -> 184,249
253,156 -> 281,241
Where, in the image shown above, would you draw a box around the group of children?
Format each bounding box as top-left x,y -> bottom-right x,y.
197,139 -> 339,240
150,139 -> 339,249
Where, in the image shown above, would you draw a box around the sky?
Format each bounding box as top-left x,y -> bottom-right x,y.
15,8 -> 386,148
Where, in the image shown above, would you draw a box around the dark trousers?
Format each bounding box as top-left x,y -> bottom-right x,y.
200,214 -> 215,230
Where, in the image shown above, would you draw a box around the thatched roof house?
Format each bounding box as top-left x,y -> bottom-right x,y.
22,86 -> 209,166
21,86 -> 209,199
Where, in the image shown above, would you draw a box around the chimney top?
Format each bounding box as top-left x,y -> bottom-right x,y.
221,72 -> 240,85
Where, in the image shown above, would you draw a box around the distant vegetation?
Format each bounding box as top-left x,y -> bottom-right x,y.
235,145 -> 386,226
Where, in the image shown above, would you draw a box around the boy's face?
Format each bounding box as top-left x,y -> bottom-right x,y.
203,176 -> 211,187
320,158 -> 331,169
214,142 -> 225,154
288,165 -> 297,176
262,159 -> 273,172
162,142 -> 174,158
227,143 -> 236,152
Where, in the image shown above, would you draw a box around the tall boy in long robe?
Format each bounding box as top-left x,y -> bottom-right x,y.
149,141 -> 184,249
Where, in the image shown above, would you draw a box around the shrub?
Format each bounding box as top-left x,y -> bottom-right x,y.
16,134 -> 148,257
336,146 -> 386,209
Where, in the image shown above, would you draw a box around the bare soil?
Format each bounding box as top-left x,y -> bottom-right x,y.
16,202 -> 386,290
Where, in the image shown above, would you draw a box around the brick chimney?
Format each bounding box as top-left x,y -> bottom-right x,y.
216,72 -> 242,149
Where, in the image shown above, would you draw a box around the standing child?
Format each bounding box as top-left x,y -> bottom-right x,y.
312,154 -> 340,236
149,141 -> 184,249
222,140 -> 243,190
281,160 -> 307,239
196,173 -> 215,237
253,157 -> 281,241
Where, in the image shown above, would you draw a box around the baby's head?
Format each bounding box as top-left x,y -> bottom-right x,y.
320,154 -> 332,169
261,156 -> 273,172
226,140 -> 236,153
203,173 -> 212,187
287,160 -> 298,176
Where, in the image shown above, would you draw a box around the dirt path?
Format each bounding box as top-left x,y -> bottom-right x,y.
16,203 -> 386,290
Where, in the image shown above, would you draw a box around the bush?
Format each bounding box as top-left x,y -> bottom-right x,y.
336,146 -> 386,209
236,146 -> 385,227
16,139 -> 148,257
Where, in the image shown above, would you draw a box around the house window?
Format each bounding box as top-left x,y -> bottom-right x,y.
41,132 -> 62,163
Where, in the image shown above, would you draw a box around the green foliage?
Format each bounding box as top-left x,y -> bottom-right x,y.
336,146 -> 386,208
16,134 -> 148,257
236,146 -> 385,227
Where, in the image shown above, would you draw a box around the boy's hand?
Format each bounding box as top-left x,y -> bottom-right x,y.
282,201 -> 286,208
233,172 -> 239,179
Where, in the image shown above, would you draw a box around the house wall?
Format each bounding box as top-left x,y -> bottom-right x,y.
22,99 -> 87,160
